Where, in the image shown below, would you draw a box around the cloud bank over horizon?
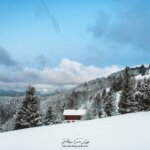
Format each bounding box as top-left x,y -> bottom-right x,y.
0,55 -> 121,90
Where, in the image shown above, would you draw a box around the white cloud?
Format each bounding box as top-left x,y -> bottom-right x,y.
38,58 -> 122,84
0,58 -> 122,90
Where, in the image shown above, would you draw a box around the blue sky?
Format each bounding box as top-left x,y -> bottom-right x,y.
0,0 -> 150,89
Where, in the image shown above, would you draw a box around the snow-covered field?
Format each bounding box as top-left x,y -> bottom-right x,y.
0,112 -> 150,150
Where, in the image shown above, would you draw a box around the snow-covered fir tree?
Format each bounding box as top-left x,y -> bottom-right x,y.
102,88 -> 106,99
139,64 -> 146,76
92,93 -> 105,118
0,118 -> 2,131
112,75 -> 123,92
15,86 -> 42,129
135,78 -> 150,111
66,92 -> 78,109
93,93 -> 101,109
98,88 -> 107,118
119,67 -> 136,114
104,88 -> 116,116
45,106 -> 60,125
148,64 -> 150,73
83,109 -> 95,120
136,80 -> 142,91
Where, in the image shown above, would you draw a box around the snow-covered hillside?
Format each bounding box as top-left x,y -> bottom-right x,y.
0,112 -> 150,150
1,65 -> 150,132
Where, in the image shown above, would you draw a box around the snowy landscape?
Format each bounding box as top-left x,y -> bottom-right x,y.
0,57 -> 150,149
1,0 -> 150,149
0,65 -> 150,131
0,112 -> 150,150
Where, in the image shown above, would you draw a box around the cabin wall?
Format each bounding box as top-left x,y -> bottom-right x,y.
64,115 -> 81,120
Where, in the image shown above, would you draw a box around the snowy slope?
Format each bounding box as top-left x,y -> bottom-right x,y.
0,112 -> 150,150
135,73 -> 150,80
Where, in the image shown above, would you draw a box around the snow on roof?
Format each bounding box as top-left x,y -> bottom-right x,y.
63,109 -> 86,116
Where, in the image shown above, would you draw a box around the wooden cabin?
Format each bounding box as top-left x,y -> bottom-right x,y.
63,109 -> 86,123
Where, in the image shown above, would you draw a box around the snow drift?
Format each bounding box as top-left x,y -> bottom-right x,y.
0,112 -> 150,150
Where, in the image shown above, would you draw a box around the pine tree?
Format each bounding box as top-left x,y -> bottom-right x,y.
67,97 -> 74,109
104,89 -> 116,116
93,93 -> 104,118
84,109 -> 95,120
0,118 -> 2,131
84,82 -> 88,87
45,107 -> 58,125
119,67 -> 136,114
15,86 -> 42,129
102,89 -> 106,99
67,91 -> 78,109
148,64 -> 150,73
94,93 -> 101,108
139,64 -> 146,76
98,89 -> 107,118
135,78 -> 150,111
136,80 -> 141,91
112,75 -> 123,92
